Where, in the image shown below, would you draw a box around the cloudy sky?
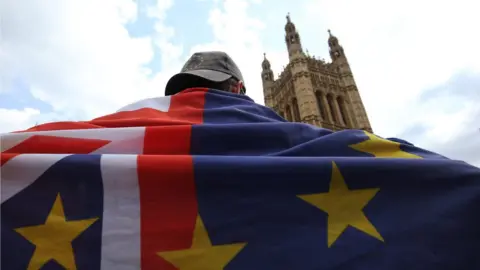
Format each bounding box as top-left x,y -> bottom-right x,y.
1,0 -> 479,166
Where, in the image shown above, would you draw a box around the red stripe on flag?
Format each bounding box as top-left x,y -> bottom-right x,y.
168,88 -> 206,124
15,121 -> 103,133
138,155 -> 197,270
90,108 -> 195,127
90,88 -> 207,128
1,153 -> 17,166
1,135 -> 110,166
143,126 -> 191,155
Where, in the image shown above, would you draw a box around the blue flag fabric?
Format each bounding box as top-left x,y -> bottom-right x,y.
195,156 -> 480,269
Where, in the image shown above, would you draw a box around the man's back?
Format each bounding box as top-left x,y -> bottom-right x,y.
2,87 -> 479,269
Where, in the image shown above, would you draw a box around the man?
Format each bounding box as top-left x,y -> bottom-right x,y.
165,51 -> 246,96
2,51 -> 480,270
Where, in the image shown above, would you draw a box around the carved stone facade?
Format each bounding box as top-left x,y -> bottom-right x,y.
262,14 -> 373,132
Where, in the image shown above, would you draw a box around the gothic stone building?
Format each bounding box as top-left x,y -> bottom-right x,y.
262,14 -> 373,132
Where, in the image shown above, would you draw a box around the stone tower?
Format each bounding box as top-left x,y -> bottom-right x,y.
262,53 -> 275,109
261,14 -> 373,132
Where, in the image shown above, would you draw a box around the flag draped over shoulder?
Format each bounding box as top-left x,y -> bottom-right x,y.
2,87 -> 480,270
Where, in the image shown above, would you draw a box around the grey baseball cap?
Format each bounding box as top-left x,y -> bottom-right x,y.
165,51 -> 245,96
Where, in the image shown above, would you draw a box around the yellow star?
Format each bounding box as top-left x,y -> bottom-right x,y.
158,215 -> 246,270
14,193 -> 98,270
349,131 -> 421,158
298,161 -> 384,247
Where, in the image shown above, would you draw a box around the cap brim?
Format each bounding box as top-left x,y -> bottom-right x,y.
183,69 -> 231,82
165,69 -> 231,96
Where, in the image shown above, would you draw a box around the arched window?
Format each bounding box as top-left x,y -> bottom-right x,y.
285,105 -> 293,122
337,96 -> 349,127
327,94 -> 337,124
315,92 -> 326,120
292,98 -> 301,122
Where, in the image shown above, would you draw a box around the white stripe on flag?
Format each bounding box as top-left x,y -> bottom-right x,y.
116,96 -> 171,113
1,154 -> 70,203
100,154 -> 141,270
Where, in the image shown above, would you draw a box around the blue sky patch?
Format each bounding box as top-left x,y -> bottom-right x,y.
0,77 -> 53,112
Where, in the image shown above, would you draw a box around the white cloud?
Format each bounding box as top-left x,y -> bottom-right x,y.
1,0 -> 155,122
1,0 -> 187,135
397,71 -> 480,167
426,106 -> 480,167
187,0 -> 266,103
147,0 -> 174,20
142,0 -> 189,100
0,108 -> 40,133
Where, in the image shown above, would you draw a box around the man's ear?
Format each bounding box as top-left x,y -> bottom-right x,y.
234,80 -> 245,95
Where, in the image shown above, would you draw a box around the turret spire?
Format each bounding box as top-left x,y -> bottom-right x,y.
284,13 -> 303,59
328,29 -> 344,61
261,53 -> 273,81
